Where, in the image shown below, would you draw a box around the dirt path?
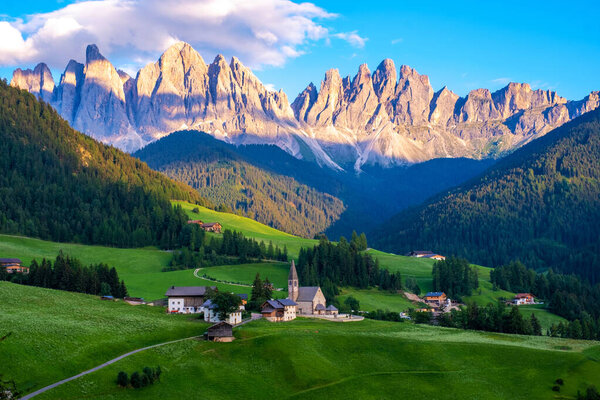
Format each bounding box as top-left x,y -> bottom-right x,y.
20,335 -> 200,400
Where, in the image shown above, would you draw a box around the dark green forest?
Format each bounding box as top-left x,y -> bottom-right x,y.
0,81 -> 208,248
135,131 -> 345,238
168,226 -> 288,270
372,108 -> 600,283
1,251 -> 128,298
296,234 -> 402,301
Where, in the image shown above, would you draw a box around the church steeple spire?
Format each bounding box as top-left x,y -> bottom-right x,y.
288,260 -> 298,302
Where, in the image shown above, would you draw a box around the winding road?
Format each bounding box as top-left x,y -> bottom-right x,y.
20,335 -> 200,400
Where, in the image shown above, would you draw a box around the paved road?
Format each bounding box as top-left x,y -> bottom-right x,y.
20,335 -> 199,400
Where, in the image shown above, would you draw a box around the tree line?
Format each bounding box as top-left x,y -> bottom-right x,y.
436,302 -> 543,336
490,261 -> 600,321
1,251 -> 128,298
432,257 -> 479,298
168,227 -> 288,270
296,234 -> 401,301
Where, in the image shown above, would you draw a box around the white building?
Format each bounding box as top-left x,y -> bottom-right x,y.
201,299 -> 243,325
165,286 -> 214,314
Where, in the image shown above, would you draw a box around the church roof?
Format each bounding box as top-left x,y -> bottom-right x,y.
297,286 -> 321,302
315,304 -> 326,311
288,260 -> 298,281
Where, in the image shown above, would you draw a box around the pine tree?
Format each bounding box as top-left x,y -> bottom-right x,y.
530,313 -> 542,336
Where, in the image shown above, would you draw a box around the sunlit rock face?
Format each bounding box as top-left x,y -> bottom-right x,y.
10,42 -> 600,170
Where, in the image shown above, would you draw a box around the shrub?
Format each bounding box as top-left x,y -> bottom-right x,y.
130,371 -> 142,389
555,378 -> 564,385
552,385 -> 560,392
117,371 -> 128,387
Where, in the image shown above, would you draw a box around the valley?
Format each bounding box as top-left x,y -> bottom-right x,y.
1,5 -> 599,399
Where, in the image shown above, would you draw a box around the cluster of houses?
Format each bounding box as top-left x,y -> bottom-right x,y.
0,258 -> 29,274
165,285 -> 248,325
165,261 -> 344,340
187,220 -> 222,233
405,251 -> 446,261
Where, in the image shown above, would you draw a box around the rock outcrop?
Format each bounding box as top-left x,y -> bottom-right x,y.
10,42 -> 600,170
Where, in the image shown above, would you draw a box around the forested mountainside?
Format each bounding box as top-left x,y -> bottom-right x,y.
135,131 -> 494,239
371,108 -> 600,283
134,131 -> 345,238
0,81 -> 208,248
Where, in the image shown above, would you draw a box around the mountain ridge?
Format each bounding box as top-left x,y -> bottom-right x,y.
370,107 -> 600,283
10,42 -> 600,170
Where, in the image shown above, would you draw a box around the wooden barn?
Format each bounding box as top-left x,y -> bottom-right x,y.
205,322 -> 234,342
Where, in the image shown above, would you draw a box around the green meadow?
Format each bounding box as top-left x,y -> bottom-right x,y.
174,200 -> 318,257
200,262 -> 290,289
26,317 -> 600,400
0,282 -> 208,395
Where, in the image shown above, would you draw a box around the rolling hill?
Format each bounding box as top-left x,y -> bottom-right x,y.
0,81 -> 208,248
2,283 -> 598,400
371,108 -> 600,283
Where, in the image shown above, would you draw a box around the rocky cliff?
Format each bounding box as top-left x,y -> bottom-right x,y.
11,42 -> 600,170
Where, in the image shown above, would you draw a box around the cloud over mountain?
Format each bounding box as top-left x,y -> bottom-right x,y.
0,0 -> 364,69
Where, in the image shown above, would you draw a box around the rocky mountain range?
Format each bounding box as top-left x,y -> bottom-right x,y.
10,42 -> 600,171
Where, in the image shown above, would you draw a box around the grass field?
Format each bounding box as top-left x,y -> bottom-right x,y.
520,304 -> 568,330
27,317 -> 600,400
337,287 -> 418,312
0,282 -> 208,395
200,262 -> 290,289
174,200 -> 318,257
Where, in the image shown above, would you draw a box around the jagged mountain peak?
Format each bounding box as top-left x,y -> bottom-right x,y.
8,42 -> 600,170
85,44 -> 106,63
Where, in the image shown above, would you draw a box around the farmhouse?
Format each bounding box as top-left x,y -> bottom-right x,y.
0,258 -> 29,274
288,261 -> 327,315
261,299 -> 297,322
512,293 -> 535,305
424,292 -> 447,306
405,251 -> 446,261
165,286 -> 215,313
202,299 -> 243,325
187,219 -> 204,225
201,222 -> 222,233
205,322 -> 235,342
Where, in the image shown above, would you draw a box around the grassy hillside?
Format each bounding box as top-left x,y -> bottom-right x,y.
0,282 -> 208,395
24,317 -> 600,400
0,234 -> 249,300
175,200 -> 318,257
371,108 -> 600,283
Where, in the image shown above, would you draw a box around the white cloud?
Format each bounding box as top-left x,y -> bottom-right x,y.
491,77 -> 512,85
333,31 -> 368,48
0,0 -> 354,70
391,38 -> 403,45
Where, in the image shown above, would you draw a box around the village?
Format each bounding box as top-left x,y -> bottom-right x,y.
1,252 -> 542,342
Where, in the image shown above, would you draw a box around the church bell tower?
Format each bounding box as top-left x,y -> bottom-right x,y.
288,260 -> 299,302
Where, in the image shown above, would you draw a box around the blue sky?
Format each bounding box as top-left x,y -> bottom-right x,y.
1,0 -> 599,100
